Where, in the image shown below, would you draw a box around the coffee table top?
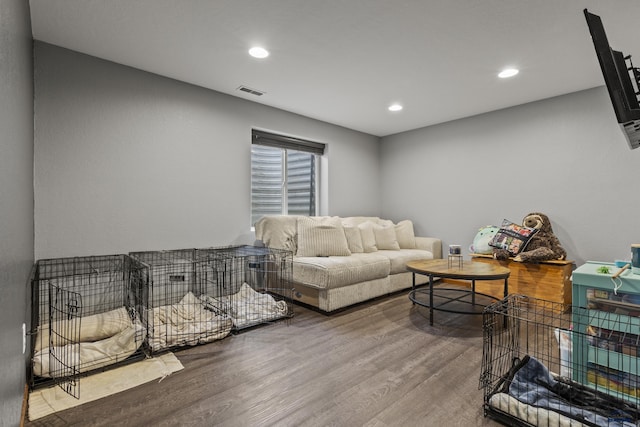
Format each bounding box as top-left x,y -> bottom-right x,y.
406,259 -> 510,280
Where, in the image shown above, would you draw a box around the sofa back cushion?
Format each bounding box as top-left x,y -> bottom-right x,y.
395,220 -> 417,249
254,215 -> 300,253
343,226 -> 364,253
357,221 -> 378,252
256,215 -> 420,255
374,221 -> 401,250
297,216 -> 352,257
341,216 -> 381,227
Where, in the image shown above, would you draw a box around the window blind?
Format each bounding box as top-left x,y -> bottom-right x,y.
251,130 -> 320,226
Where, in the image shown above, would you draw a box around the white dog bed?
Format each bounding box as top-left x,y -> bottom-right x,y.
33,319 -> 144,378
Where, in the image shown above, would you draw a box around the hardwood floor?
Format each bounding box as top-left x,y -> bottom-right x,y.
24,290 -> 503,427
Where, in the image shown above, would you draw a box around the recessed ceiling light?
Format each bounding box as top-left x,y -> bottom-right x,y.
498,68 -> 519,78
249,46 -> 269,59
388,103 -> 403,112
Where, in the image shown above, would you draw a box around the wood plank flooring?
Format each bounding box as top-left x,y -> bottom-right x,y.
24,289 -> 503,427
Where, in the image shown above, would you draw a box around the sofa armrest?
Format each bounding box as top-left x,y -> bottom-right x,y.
415,237 -> 442,259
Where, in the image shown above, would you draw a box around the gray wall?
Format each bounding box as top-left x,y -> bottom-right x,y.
0,0 -> 34,425
33,42 -> 381,259
34,41 -> 640,266
380,86 -> 640,266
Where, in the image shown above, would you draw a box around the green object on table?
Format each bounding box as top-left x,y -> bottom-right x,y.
596,266 -> 610,274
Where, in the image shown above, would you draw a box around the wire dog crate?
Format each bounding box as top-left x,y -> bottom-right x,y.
128,249 -> 233,353
29,254 -> 148,398
480,294 -> 640,426
196,245 -> 294,331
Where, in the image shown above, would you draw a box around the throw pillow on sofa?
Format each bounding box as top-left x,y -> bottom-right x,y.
373,222 -> 401,250
357,221 -> 378,252
297,216 -> 352,257
394,220 -> 417,249
343,226 -> 364,253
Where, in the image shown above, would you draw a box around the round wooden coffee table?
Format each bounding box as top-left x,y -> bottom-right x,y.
406,259 -> 510,325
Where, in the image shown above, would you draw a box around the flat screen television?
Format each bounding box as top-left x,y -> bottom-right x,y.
584,9 -> 640,150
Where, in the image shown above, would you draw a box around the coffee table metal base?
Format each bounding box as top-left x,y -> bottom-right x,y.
409,285 -> 501,324
409,273 -> 508,326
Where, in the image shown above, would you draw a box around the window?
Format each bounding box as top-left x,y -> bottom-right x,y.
251,130 -> 325,226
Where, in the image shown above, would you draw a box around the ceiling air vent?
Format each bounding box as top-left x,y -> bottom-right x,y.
237,85 -> 265,96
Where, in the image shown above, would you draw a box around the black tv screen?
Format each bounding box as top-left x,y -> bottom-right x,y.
584,9 -> 640,149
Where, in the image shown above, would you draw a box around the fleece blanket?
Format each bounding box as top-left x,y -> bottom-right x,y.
200,283 -> 289,328
505,356 -> 639,427
149,292 -> 232,351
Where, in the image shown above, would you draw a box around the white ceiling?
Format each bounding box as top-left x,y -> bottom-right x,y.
28,0 -> 640,137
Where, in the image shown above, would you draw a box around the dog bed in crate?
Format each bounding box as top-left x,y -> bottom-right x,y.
200,282 -> 290,329
32,306 -> 144,378
148,292 -> 233,351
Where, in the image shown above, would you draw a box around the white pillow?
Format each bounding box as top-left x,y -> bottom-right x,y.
297,216 -> 351,257
358,221 -> 378,252
373,224 -> 400,250
395,220 -> 417,249
343,226 -> 364,253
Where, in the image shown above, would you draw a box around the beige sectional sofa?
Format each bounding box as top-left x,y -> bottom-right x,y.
255,215 -> 442,312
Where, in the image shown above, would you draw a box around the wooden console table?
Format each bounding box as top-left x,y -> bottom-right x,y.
467,254 -> 575,306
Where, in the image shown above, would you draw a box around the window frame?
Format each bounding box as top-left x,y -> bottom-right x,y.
250,129 -> 325,227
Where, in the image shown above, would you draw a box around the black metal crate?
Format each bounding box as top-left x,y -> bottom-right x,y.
196,245 -> 294,330
29,254 -> 148,398
480,294 -> 640,426
128,249 -> 233,353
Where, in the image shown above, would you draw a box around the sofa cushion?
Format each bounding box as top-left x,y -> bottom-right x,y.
395,220 -> 417,249
293,253 -> 390,289
254,215 -> 299,253
296,216 -> 351,257
341,216 -> 381,226
357,221 -> 378,252
373,223 -> 400,250
343,226 -> 364,253
377,249 -> 435,274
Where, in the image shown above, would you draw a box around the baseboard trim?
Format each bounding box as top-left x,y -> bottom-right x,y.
21,383 -> 28,427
